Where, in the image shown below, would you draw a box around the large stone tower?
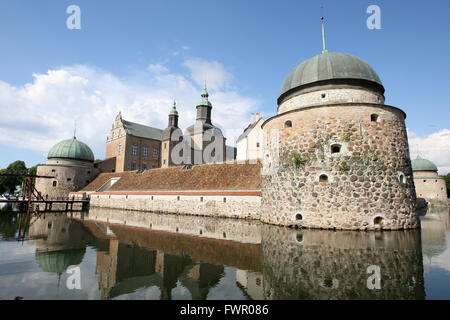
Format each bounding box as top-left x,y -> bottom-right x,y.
261,51 -> 418,231
35,136 -> 98,199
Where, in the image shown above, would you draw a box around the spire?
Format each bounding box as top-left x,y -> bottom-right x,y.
321,6 -> 328,53
201,81 -> 209,99
73,120 -> 77,139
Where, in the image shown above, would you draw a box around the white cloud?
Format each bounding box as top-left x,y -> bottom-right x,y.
181,46 -> 190,51
0,59 -> 260,162
408,129 -> 450,174
183,58 -> 234,91
147,63 -> 169,74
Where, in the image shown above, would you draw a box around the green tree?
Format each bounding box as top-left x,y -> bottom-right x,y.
0,161 -> 27,194
445,174 -> 450,198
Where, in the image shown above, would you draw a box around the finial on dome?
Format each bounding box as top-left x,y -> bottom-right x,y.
73,120 -> 77,139
321,6 -> 328,53
202,81 -> 209,98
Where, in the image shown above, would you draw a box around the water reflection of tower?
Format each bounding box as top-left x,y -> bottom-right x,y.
261,225 -> 425,300
28,214 -> 90,290
420,207 -> 450,273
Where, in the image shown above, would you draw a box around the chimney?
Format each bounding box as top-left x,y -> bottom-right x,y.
250,113 -> 255,124
255,113 -> 260,122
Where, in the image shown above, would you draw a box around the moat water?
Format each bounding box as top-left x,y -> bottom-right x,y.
0,205 -> 449,300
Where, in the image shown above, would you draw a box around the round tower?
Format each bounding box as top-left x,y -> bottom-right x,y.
411,156 -> 447,203
35,136 -> 98,199
261,51 -> 419,230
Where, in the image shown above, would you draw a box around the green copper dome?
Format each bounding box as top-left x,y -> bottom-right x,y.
48,137 -> 95,162
279,52 -> 384,102
36,249 -> 86,275
411,156 -> 438,172
197,86 -> 212,107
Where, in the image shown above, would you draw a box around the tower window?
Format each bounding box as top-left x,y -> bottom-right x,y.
256,142 -> 260,148
319,175 -> 328,183
67,178 -> 72,182
52,181 -> 57,187
321,93 -> 326,98
371,114 -> 379,122
284,120 -> 292,128
398,174 -> 405,184
118,144 -> 122,156
374,216 -> 384,226
331,144 -> 341,154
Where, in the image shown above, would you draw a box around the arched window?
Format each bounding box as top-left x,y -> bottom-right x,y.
319,175 -> 328,183
284,120 -> 292,128
398,173 -> 405,184
371,114 -> 379,122
331,144 -> 341,154
295,213 -> 303,221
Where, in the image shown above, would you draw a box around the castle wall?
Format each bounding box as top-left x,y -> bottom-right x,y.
95,157 -> 116,173
278,87 -> 385,114
89,191 -> 261,220
261,103 -> 418,230
36,160 -> 99,199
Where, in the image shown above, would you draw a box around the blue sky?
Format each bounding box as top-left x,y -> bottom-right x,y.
0,0 -> 449,171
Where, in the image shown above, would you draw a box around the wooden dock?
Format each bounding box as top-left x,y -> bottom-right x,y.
0,198 -> 90,212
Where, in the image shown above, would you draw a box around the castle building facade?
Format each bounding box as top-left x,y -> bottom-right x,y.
237,113 -> 264,162
105,112 -> 163,173
411,156 -> 448,204
261,51 -> 419,230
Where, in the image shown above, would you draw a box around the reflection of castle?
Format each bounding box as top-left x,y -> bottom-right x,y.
27,210 -> 427,300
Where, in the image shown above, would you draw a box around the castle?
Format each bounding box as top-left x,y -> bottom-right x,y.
36,44 -> 432,231
104,86 -> 231,173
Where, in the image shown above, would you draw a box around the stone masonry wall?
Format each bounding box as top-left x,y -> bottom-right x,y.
90,192 -> 261,220
36,160 -> 99,199
279,87 -> 385,114
261,103 -> 418,230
